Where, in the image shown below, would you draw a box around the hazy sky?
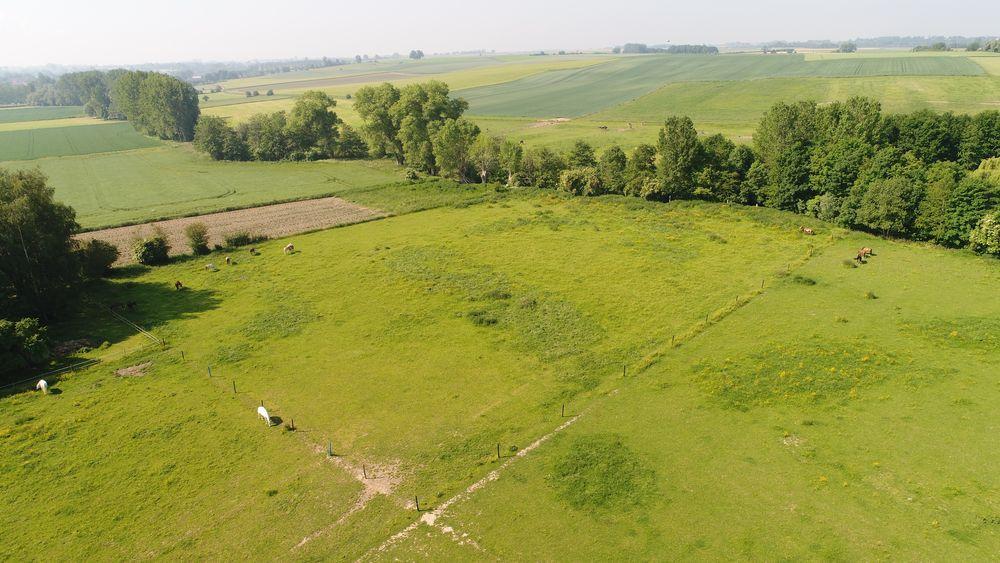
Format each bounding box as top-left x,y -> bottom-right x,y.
2,0 -> 998,67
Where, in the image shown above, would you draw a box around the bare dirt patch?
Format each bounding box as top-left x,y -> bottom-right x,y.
115,362 -> 151,377
76,197 -> 386,265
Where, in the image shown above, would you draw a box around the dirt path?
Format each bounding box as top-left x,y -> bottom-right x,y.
76,197 -> 386,265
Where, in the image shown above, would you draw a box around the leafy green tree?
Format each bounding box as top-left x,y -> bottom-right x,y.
567,140 -> 597,168
855,177 -> 924,236
286,90 -> 341,158
560,167 -> 602,196
111,71 -> 200,141
498,139 -> 523,186
0,169 -> 80,320
653,116 -> 701,201
809,137 -> 875,199
471,135 -> 503,183
333,124 -> 369,159
132,231 -> 171,265
887,110 -> 966,164
76,239 -> 118,279
194,116 -> 246,160
0,318 -> 50,378
958,111 -> 1000,169
914,162 -> 964,241
969,212 -> 1000,255
624,144 -> 657,197
354,83 -> 403,162
431,118 -> 480,182
754,101 -> 818,210
597,145 -> 627,194
838,42 -> 858,53
938,176 -> 999,247
236,112 -> 290,161
519,146 -> 566,189
184,222 -> 210,255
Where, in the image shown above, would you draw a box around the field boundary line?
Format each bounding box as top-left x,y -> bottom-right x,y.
360,410 -> 587,560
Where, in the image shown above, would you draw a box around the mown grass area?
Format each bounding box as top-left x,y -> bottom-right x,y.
0,193 -> 834,559
458,53 -> 985,118
0,105 -> 84,123
3,145 -> 405,228
386,234 -> 1000,561
0,122 -> 161,161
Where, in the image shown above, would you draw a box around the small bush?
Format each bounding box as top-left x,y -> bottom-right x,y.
77,239 -> 119,278
467,310 -> 498,326
132,232 -> 170,265
184,222 -> 210,255
0,317 -> 51,376
224,231 -> 269,247
865,290 -> 878,300
791,275 -> 816,286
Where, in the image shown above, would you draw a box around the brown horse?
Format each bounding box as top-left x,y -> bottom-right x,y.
799,226 -> 815,235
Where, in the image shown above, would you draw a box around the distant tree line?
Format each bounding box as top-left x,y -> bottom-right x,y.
14,70 -> 200,140
613,43 -> 718,55
193,90 -> 366,161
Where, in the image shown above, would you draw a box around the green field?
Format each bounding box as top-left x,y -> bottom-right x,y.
457,54 -> 985,118
3,190 -> 997,559
0,121 -> 161,160
0,105 -> 84,123
4,145 -> 406,228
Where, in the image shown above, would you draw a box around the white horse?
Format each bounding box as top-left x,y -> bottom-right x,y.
257,405 -> 272,426
284,243 -> 294,255
36,380 -> 49,394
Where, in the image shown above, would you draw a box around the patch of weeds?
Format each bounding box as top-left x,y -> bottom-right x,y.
214,342 -> 254,364
907,317 -> 1000,352
842,259 -> 857,269
242,303 -> 318,340
265,489 -> 278,497
707,232 -> 727,244
486,289 -> 512,300
694,340 -> 901,410
864,291 -> 878,300
548,433 -> 655,510
791,275 -> 817,286
835,316 -> 849,323
467,310 -> 498,326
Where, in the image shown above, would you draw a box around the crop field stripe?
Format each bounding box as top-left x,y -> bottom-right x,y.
0,122 -> 161,160
0,105 -> 84,123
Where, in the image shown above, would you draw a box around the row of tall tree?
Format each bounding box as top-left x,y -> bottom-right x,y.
346,86 -> 998,255
193,91 -> 366,161
22,70 -> 200,140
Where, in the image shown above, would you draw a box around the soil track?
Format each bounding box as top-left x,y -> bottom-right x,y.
76,196 -> 386,265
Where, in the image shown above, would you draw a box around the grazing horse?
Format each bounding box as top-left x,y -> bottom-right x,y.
799,226 -> 815,235
257,406 -> 272,426
36,380 -> 49,394
174,280 -> 184,291
284,243 -> 295,255
860,247 -> 874,258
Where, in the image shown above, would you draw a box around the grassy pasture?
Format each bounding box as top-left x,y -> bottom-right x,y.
0,117 -> 111,132
4,145 -> 406,228
458,54 -> 984,118
0,122 -> 161,161
1,193 -> 842,559
384,233 -> 1000,560
0,105 -> 84,123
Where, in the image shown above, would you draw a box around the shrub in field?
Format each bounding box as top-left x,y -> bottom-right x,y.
224,231 -> 269,248
131,231 -> 170,265
184,222 -> 210,255
865,290 -> 878,300
559,167 -> 602,196
76,239 -> 119,278
791,274 -> 817,285
0,317 -> 50,377
969,212 -> 1000,256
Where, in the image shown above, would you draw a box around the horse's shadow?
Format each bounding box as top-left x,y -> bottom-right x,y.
268,416 -> 284,427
